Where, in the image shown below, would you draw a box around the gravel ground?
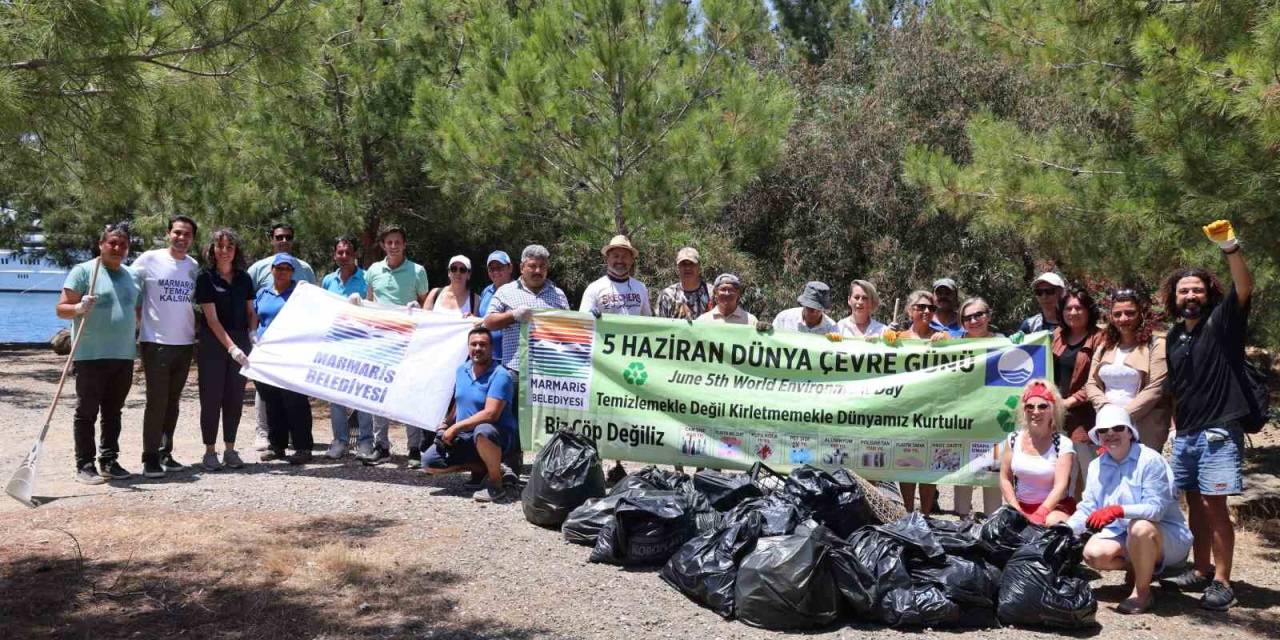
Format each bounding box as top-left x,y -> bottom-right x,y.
1,347 -> 1278,639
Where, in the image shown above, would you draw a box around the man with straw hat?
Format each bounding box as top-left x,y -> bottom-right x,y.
55,223 -> 142,485
580,235 -> 651,317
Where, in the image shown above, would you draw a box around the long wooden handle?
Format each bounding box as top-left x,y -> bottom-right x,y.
34,258 -> 102,439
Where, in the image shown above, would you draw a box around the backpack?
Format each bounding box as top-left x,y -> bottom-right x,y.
1237,358 -> 1274,434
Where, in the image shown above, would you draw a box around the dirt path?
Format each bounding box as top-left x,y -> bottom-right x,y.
1,348 -> 1277,639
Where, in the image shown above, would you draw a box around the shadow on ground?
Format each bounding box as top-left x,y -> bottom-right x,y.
0,513 -> 567,640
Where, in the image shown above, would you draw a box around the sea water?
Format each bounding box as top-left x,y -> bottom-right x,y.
0,291 -> 69,343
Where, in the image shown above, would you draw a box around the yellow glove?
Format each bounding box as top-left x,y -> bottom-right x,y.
1203,220 -> 1238,250
825,332 -> 843,342
880,329 -> 902,347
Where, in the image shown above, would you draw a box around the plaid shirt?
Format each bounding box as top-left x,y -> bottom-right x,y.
486,277 -> 569,370
655,280 -> 713,319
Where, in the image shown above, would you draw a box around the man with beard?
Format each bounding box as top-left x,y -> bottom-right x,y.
422,327 -> 519,502
580,235 -> 652,316
133,215 -> 201,478
1157,220 -> 1253,611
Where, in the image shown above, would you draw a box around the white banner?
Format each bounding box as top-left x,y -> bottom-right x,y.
243,282 -> 472,430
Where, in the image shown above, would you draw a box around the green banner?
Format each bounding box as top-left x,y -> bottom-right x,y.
518,311 -> 1052,485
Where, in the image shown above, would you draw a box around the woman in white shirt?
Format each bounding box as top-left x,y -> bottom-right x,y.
836,279 -> 887,338
425,255 -> 479,317
999,379 -> 1077,525
1084,289 -> 1172,452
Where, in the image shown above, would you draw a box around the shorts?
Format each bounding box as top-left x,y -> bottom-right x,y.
1017,497 -> 1077,518
1171,422 -> 1244,496
1105,522 -> 1194,573
422,423 -> 511,469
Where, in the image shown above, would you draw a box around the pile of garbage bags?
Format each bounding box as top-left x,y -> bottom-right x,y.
521,436 -> 1096,631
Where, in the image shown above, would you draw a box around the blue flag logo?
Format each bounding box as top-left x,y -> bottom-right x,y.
985,345 -> 1046,387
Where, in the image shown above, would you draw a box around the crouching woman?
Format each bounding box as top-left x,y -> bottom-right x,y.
1065,404 -> 1193,614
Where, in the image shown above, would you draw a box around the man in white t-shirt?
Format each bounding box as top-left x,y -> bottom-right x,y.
133,215 -> 201,478
580,235 -> 652,317
772,281 -> 837,335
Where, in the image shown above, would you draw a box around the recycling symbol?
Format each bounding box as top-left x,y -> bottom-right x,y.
622,362 -> 648,386
996,395 -> 1019,433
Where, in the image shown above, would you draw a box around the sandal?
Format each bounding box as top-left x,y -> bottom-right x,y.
1116,594 -> 1153,615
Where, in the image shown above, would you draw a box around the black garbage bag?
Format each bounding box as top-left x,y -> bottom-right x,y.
724,495 -> 808,536
522,431 -> 607,528
659,512 -> 763,618
912,554 -> 1001,627
734,526 -> 842,630
693,470 -> 762,511
926,516 -> 992,559
675,481 -> 722,533
609,465 -> 689,494
563,489 -> 673,546
978,506 -> 1047,568
997,527 -> 1096,629
589,494 -> 698,566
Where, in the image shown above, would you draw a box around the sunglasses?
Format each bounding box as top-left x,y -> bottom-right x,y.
1098,425 -> 1128,434
274,234 -> 294,241
1034,288 -> 1059,297
449,266 -> 470,273
962,310 -> 989,323
1023,403 -> 1051,412
913,304 -> 937,312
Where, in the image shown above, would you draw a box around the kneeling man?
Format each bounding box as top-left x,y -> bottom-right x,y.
1065,405 -> 1193,615
423,327 -> 518,502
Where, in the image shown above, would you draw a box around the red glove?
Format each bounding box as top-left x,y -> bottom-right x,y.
1086,505 -> 1125,530
1029,506 -> 1050,525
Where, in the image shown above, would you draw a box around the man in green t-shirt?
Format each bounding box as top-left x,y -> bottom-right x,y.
360,223 -> 430,466
56,223 -> 142,485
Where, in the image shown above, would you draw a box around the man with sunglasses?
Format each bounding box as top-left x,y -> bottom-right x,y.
928,278 -> 964,338
1018,272 -> 1066,334
580,235 -> 652,317
246,222 -> 316,451
477,250 -> 514,363
1156,220 -> 1254,611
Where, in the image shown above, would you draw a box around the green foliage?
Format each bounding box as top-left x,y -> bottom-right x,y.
911,0 -> 1280,346
420,0 -> 794,241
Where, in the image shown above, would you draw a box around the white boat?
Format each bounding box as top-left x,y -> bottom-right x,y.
0,249 -> 72,292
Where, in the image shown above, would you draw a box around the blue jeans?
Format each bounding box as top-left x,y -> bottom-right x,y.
1172,422 -> 1244,496
330,404 -> 373,447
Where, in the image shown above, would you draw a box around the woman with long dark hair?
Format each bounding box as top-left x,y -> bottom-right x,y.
1053,285 -> 1106,489
193,229 -> 257,471
1085,289 -> 1172,452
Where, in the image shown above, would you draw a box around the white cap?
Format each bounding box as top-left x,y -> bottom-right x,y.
1090,404 -> 1140,445
448,255 -> 472,270
1033,272 -> 1066,289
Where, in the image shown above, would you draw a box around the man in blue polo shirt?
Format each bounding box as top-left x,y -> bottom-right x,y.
422,327 -> 518,502
321,236 -> 374,459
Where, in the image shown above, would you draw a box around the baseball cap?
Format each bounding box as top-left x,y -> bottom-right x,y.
486,250 -> 511,266
713,273 -> 741,288
271,253 -> 297,270
676,247 -> 700,265
1033,272 -> 1066,289
448,255 -> 471,270
932,277 -> 957,291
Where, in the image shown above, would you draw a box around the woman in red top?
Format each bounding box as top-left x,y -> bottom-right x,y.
1051,285 -> 1105,493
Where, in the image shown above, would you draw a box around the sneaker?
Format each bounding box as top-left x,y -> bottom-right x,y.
143,461 -> 166,479
607,461 -> 627,485
76,465 -> 107,485
406,447 -> 422,470
201,452 -> 222,472
253,435 -> 271,451
354,441 -> 375,459
361,446 -> 391,465
326,440 -> 348,460
259,449 -> 285,462
288,451 -> 314,466
223,450 -> 245,469
463,471 -> 486,491
98,461 -> 132,480
501,463 -> 520,488
1160,565 -> 1213,592
1201,580 -> 1237,610
160,455 -> 185,472
474,483 -> 509,503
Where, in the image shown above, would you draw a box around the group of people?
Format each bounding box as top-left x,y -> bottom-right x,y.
59,218 -> 1254,613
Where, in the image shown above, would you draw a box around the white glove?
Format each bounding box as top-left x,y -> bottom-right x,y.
74,295 -> 97,316
406,300 -> 421,312
511,305 -> 533,322
228,345 -> 250,368
347,293 -> 363,305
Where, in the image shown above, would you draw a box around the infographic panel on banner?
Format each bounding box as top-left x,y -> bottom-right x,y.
519,311 -> 1051,485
